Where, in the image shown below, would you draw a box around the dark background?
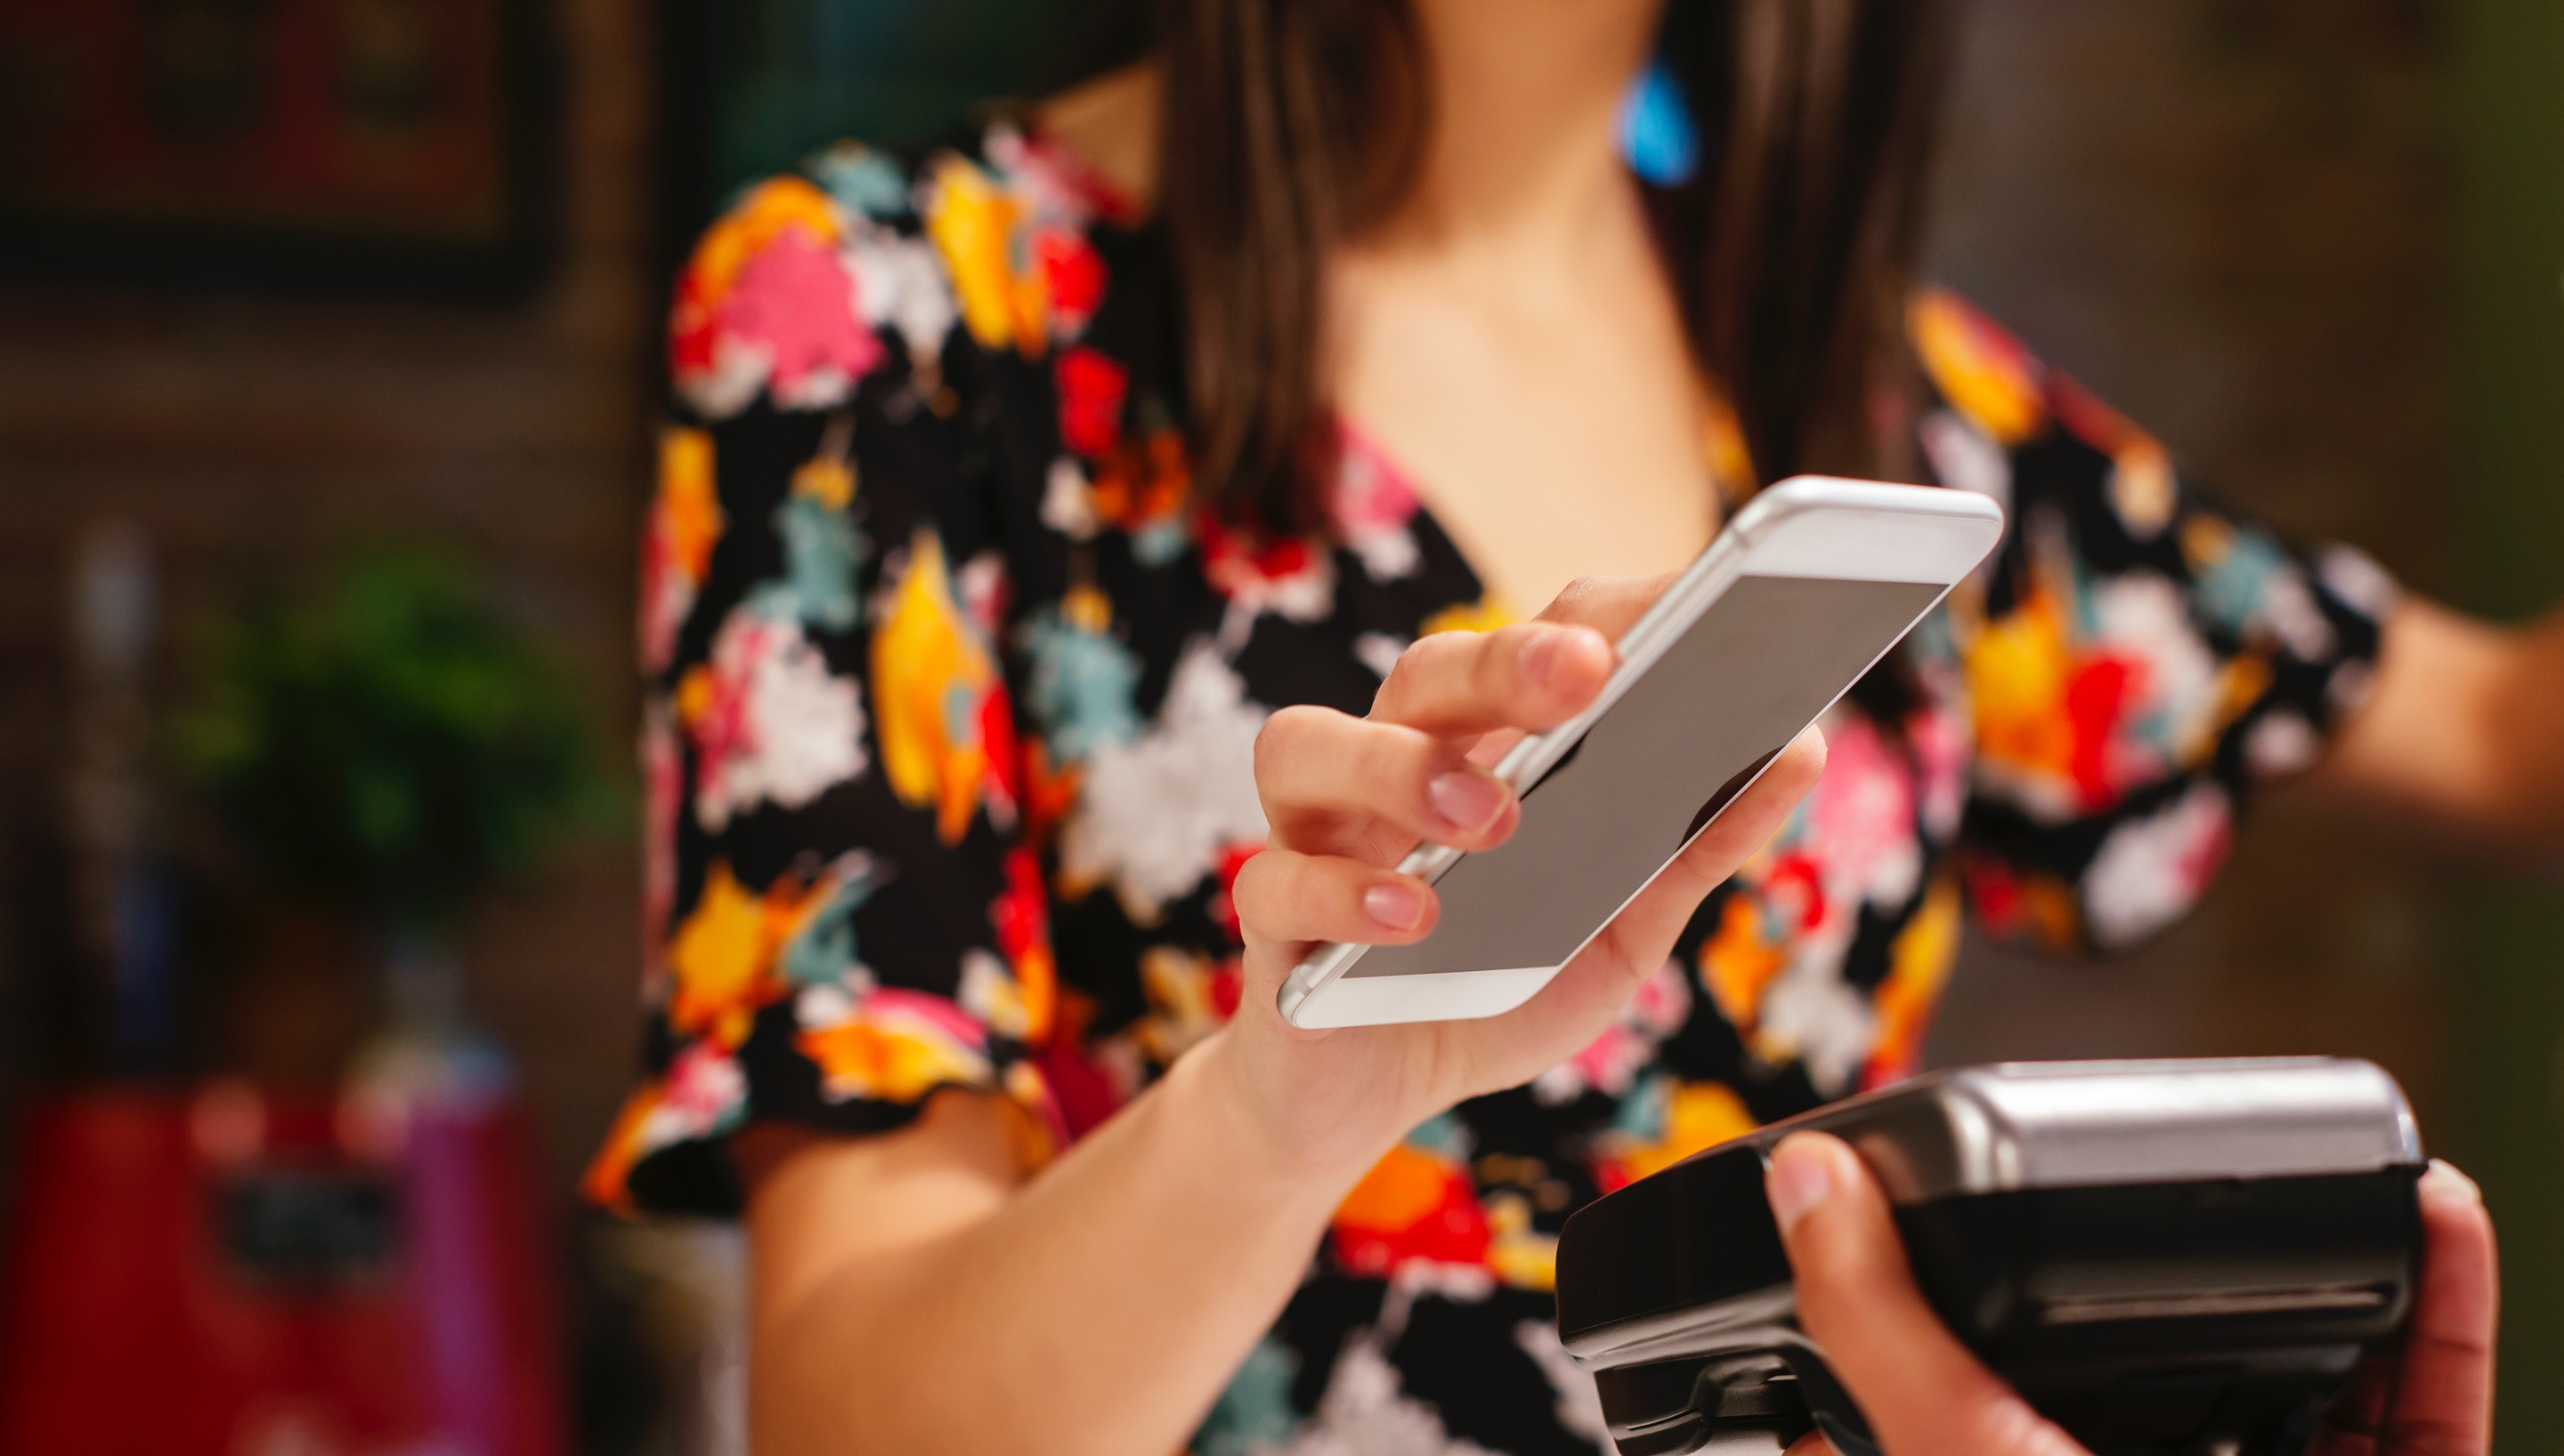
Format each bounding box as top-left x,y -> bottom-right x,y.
0,0 -> 2557,1450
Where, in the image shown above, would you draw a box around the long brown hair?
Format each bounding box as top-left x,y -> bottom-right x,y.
1153,0 -> 1959,532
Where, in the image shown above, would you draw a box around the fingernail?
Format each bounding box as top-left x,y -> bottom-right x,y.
1428,771 -> 1506,831
2421,1159 -> 2483,1209
1520,629 -> 1564,691
1766,1136 -> 1836,1234
1364,882 -> 1425,931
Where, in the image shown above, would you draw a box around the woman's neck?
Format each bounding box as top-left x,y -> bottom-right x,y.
1381,0 -> 1667,264
1038,1 -> 1667,261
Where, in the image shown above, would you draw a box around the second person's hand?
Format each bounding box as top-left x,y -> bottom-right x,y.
1765,1132 -> 2499,1456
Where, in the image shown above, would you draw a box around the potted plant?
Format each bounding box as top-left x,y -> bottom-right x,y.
0,548 -> 601,1456
175,547 -> 605,1092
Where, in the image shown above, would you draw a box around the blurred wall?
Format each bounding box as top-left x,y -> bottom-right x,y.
2446,0 -> 2564,1446
1925,2 -> 2453,1123
0,0 -> 654,1201
1925,3 -> 2564,1445
666,0 -> 1085,222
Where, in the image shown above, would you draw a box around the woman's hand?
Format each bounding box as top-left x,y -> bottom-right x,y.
1765,1132 -> 2499,1456
1217,573 -> 1826,1180
742,574 -> 1819,1456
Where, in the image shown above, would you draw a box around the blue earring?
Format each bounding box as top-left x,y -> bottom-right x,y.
1619,60 -> 1700,186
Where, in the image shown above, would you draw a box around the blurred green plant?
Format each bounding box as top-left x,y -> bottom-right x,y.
174,550 -> 607,934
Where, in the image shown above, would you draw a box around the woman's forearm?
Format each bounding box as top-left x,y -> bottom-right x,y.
741,603 -> 1805,1456
2321,597 -> 2564,855
751,1030 -> 1375,1456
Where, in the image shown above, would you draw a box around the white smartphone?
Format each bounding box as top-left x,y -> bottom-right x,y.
1276,476 -> 2005,1031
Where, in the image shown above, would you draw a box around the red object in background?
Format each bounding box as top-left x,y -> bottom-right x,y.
0,1088 -> 567,1456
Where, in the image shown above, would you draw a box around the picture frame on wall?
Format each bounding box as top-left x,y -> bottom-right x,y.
0,0 -> 554,296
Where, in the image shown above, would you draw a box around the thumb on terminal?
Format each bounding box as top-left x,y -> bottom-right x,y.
1765,1132 -> 2088,1456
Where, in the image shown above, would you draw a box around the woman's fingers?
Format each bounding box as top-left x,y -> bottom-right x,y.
1440,568 -> 1674,755
1769,1132 -> 2091,1456
1282,572 -> 1692,865
1371,621 -> 1614,737
1254,706 -> 1521,861
1230,846 -> 1439,949
1535,571 -> 1680,639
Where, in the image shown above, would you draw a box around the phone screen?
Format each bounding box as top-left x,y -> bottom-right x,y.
1344,572 -> 1944,979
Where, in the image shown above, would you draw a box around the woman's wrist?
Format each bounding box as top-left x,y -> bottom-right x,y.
1164,1026 -> 1400,1209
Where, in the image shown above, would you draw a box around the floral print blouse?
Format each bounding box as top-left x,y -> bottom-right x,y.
585,121 -> 2393,1455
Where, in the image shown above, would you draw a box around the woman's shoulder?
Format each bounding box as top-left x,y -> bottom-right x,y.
1903,287 -> 2170,484
667,122 -> 1141,424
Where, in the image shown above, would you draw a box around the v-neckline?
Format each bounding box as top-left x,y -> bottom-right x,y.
1327,394 -> 1754,619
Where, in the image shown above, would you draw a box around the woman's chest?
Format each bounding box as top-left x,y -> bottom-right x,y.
1326,234 -> 1720,613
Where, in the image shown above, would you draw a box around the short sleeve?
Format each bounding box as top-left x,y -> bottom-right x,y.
586,160 -> 1059,1217
1909,291 -> 2397,954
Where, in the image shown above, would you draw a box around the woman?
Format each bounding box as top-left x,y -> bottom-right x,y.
588,2 -> 2564,1452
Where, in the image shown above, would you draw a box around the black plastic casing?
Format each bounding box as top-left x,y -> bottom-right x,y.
1554,1060 -> 2425,1456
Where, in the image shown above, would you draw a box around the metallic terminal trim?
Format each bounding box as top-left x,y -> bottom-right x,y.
2037,1285 -> 2392,1327
1799,1058 -> 2422,1203
1562,1285 -> 1800,1369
